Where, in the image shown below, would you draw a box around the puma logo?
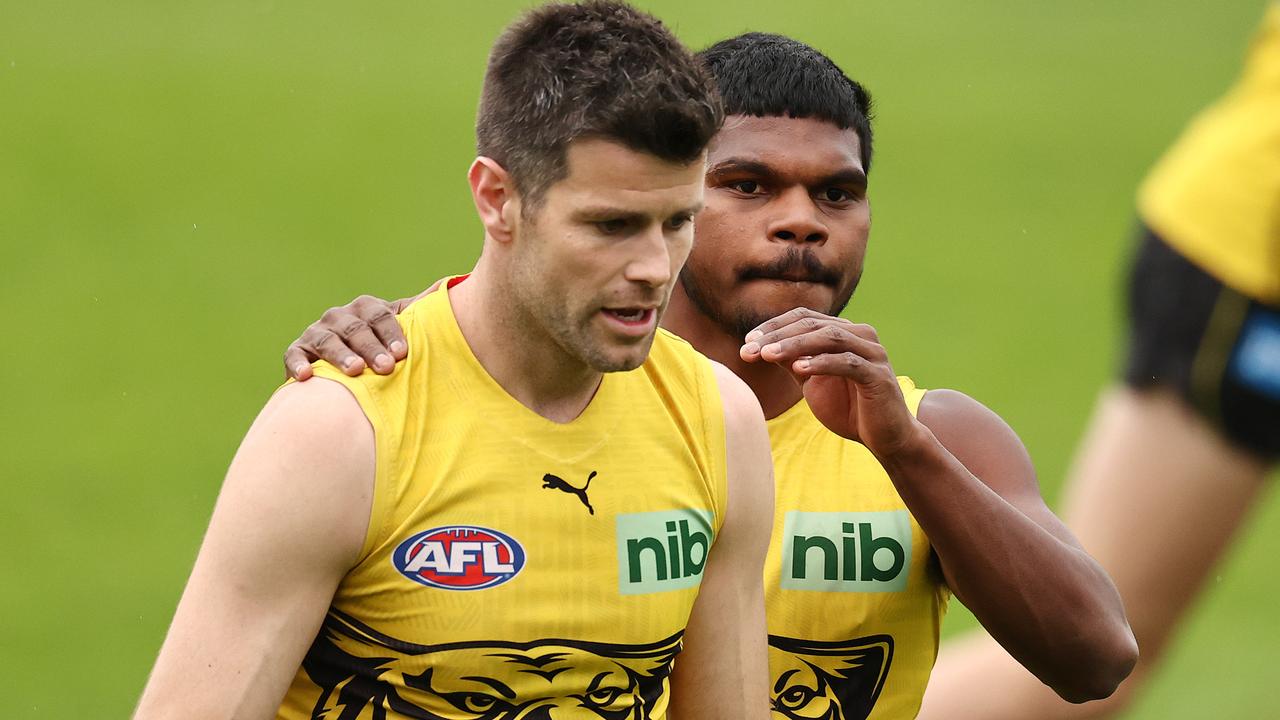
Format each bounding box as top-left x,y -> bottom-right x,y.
541,471 -> 597,515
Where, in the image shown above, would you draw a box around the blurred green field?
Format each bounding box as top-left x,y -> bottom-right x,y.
2,1 -> 1276,717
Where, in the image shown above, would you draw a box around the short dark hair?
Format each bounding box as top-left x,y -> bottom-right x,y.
698,33 -> 874,173
476,1 -> 723,208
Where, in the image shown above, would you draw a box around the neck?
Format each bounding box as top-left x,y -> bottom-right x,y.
449,261 -> 602,424
661,287 -> 802,420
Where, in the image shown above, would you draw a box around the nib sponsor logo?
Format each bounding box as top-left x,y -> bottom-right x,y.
781,511 -> 912,592
393,525 -> 525,591
616,509 -> 714,595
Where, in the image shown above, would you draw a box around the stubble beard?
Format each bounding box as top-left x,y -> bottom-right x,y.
512,270 -> 651,375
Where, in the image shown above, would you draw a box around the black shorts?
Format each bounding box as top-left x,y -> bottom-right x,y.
1124,225 -> 1280,461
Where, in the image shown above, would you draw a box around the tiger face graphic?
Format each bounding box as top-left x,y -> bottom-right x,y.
299,610 -> 683,719
767,634 -> 893,720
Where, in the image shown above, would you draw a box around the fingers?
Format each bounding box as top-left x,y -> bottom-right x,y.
351,295 -> 407,361
791,351 -> 883,384
308,301 -> 398,374
308,326 -> 368,376
741,309 -> 882,365
283,346 -> 316,381
762,324 -> 885,366
283,325 -> 364,379
748,307 -> 877,342
282,294 -> 409,380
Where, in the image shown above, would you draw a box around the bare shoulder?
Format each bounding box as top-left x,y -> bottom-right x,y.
917,388 -> 1017,439
228,378 -> 376,571
709,360 -> 766,432
258,377 -> 373,442
708,360 -> 772,524
917,389 -> 1040,500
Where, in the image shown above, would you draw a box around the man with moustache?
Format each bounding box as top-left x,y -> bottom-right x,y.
280,32 -> 1137,719
133,4 -> 774,719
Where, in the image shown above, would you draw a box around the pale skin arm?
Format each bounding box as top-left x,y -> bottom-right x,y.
741,307 -> 1138,703
668,363 -> 774,720
133,379 -> 373,719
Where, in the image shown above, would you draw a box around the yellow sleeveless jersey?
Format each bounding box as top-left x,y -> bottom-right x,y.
277,283 -> 729,720
765,378 -> 949,720
1138,2 -> 1280,304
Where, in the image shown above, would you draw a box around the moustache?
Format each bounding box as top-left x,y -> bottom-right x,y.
738,249 -> 842,287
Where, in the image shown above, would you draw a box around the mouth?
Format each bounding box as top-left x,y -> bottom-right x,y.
600,307 -> 657,337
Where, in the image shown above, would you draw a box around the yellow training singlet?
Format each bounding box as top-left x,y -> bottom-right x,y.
1138,2 -> 1280,304
765,378 -> 949,720
277,282 -> 728,720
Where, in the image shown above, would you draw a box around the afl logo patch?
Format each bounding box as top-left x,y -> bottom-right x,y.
392,526 -> 526,590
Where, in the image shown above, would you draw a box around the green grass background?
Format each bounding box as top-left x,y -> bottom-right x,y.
3,1 -> 1276,716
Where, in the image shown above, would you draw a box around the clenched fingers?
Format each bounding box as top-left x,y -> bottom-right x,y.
791,351 -> 893,385
747,307 -> 878,342
763,327 -> 885,369
741,311 -> 882,364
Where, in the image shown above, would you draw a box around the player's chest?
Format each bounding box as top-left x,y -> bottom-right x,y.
765,433 -> 929,596
345,422 -> 718,630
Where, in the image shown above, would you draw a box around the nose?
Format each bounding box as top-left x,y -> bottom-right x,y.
767,187 -> 828,245
623,225 -> 674,288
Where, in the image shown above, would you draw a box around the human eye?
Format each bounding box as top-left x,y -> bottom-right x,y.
665,213 -> 694,232
819,187 -> 855,203
594,218 -> 630,235
727,179 -> 763,195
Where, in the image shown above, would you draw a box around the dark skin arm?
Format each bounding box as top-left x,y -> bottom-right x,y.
740,307 -> 1138,703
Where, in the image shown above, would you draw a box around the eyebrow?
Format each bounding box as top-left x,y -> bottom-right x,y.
571,202 -> 704,222
707,158 -> 775,179
571,207 -> 646,223
818,168 -> 869,192
709,157 -> 868,191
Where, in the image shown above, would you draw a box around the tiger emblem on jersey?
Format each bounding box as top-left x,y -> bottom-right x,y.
299,610 -> 683,719
768,634 -> 894,720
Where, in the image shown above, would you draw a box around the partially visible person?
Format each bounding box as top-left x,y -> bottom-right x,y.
921,4 -> 1280,718
282,31 -> 1138,718
133,4 -> 775,719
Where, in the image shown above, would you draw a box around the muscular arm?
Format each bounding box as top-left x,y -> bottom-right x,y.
668,363 -> 774,720
742,308 -> 1137,703
133,379 -> 373,719
899,389 -> 1137,702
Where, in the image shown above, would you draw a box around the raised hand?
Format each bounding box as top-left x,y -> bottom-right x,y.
739,307 -> 924,458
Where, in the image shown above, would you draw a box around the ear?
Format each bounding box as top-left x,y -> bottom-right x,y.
469,156 -> 521,244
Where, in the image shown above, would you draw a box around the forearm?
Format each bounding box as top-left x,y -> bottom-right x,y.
880,425 -> 1135,701
669,585 -> 769,719
134,606 -> 315,720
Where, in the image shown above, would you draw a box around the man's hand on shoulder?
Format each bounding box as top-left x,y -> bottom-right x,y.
284,278 -> 446,381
